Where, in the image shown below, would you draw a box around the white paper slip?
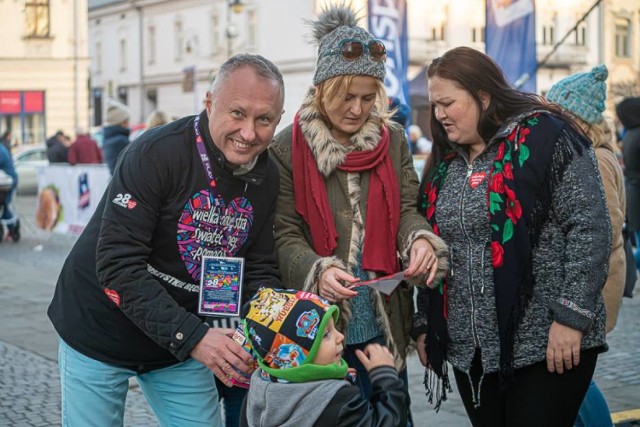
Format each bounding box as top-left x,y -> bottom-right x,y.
353,271 -> 405,295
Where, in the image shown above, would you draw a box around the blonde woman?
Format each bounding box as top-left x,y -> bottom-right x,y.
548,64 -> 625,427
269,5 -> 448,420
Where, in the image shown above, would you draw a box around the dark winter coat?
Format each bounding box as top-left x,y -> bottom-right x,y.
46,137 -> 69,163
48,111 -> 281,371
618,97 -> 640,231
103,124 -> 130,174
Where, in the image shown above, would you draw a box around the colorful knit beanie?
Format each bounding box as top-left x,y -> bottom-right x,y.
546,64 -> 608,124
242,288 -> 348,383
311,4 -> 386,86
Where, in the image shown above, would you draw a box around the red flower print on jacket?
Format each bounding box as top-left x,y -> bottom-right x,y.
504,185 -> 523,223
503,162 -> 514,180
426,183 -> 437,220
491,241 -> 504,268
496,142 -> 506,161
490,172 -> 505,193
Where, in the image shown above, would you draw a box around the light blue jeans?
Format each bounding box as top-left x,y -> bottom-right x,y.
574,380 -> 613,427
58,339 -> 222,427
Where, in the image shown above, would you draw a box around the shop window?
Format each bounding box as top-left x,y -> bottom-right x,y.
25,0 -> 50,38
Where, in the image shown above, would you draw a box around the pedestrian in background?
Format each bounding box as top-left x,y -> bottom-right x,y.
547,64 -> 625,427
617,97 -> 640,272
103,99 -> 131,174
67,127 -> 103,165
408,124 -> 432,156
145,110 -> 169,130
0,130 -> 12,155
0,141 -> 18,241
269,5 -> 448,425
46,130 -> 71,163
414,47 -> 610,425
240,288 -> 408,427
47,54 -> 285,427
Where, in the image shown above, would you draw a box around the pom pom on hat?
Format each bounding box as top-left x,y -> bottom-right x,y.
310,4 -> 386,86
547,65 -> 608,124
105,99 -> 131,126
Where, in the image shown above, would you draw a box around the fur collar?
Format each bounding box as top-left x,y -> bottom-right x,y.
297,88 -> 389,177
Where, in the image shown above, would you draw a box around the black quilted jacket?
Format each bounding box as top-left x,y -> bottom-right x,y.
48,112 -> 280,372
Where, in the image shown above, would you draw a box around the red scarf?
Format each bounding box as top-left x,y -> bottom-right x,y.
292,113 -> 400,275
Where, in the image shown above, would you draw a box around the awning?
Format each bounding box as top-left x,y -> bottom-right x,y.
409,66 -> 429,110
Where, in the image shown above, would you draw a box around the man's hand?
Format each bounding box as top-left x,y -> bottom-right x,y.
190,328 -> 254,387
546,321 -> 582,374
405,238 -> 438,286
355,343 -> 395,372
319,267 -> 358,302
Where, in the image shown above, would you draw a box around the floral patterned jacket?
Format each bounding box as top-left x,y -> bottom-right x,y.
413,111 -> 610,374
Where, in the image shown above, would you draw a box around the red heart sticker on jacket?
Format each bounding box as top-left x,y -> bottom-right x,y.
469,172 -> 487,189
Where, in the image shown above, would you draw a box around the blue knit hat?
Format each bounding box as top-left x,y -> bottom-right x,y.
547,65 -> 608,124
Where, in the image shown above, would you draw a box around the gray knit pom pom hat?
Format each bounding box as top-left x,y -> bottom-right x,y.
310,4 -> 386,86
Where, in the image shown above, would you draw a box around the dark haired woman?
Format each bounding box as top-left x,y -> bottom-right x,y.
413,46 -> 611,426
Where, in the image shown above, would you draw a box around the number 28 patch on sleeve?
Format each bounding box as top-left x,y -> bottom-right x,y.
112,193 -> 138,210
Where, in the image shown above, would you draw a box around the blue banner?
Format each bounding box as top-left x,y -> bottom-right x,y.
485,0 -> 537,93
367,0 -> 409,106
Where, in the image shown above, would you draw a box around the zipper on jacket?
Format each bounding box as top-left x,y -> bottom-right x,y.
480,249 -> 486,295
459,160 -> 481,348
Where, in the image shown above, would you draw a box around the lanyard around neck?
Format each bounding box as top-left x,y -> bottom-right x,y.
194,115 -> 218,192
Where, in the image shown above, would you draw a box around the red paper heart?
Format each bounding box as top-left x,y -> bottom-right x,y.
469,172 -> 487,189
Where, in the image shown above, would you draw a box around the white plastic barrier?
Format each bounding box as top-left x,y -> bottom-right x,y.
35,164 -> 111,235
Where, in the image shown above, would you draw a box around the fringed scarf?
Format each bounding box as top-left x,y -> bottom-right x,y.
292,113 -> 400,275
418,112 -> 589,407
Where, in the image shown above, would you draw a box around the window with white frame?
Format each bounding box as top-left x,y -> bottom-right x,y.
25,0 -> 50,38
148,26 -> 156,64
472,27 -> 485,43
575,22 -> 586,46
119,39 -> 127,72
615,18 -> 631,58
210,13 -> 221,55
542,25 -> 555,45
175,20 -> 184,60
247,8 -> 257,50
96,41 -> 102,74
429,24 -> 446,41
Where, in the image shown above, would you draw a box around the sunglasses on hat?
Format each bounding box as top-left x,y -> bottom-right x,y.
321,39 -> 387,62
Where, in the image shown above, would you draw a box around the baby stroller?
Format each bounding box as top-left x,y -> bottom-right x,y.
0,169 -> 20,242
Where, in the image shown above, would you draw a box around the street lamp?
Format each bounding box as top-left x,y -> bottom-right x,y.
226,0 -> 245,58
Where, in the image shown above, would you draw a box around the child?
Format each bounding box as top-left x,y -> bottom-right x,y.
239,288 -> 407,427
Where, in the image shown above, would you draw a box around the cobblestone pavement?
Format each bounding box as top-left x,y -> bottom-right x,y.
1,195 -> 638,426
0,341 -> 158,427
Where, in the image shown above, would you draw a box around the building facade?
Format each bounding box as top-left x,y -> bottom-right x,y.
0,0 -> 90,147
88,0 -> 640,130
88,0 -> 317,128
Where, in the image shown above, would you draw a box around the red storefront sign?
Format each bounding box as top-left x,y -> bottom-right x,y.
0,91 -> 45,114
24,91 -> 44,113
0,91 -> 21,114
